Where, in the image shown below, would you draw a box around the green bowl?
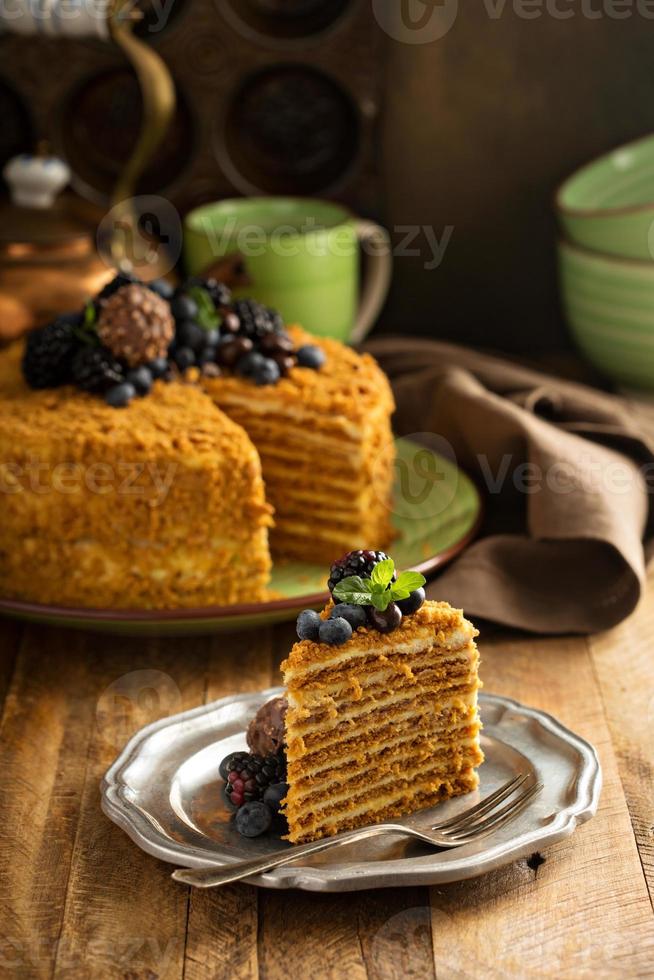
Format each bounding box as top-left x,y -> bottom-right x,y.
559,239 -> 654,389
556,134 -> 654,260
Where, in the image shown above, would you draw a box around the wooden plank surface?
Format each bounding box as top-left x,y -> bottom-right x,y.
0,604 -> 652,979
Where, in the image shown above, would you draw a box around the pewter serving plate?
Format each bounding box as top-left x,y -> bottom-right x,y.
102,689 -> 601,891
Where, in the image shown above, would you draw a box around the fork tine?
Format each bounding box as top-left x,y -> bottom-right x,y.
430,773 -> 528,833
443,781 -> 543,843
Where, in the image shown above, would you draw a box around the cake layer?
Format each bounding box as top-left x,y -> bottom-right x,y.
289,769 -> 481,843
289,742 -> 483,817
0,345 -> 273,608
289,725 -> 481,800
281,599 -> 483,843
204,326 -> 395,564
285,648 -> 477,722
287,683 -> 477,764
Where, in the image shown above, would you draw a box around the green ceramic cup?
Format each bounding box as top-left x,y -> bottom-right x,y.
556,134 -> 654,261
183,197 -> 392,343
559,239 -> 654,389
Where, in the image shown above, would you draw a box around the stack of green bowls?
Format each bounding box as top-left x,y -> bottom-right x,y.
557,134 -> 654,389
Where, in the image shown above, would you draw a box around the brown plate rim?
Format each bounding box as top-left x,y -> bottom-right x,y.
0,500 -> 483,625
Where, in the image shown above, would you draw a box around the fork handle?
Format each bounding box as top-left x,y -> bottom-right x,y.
172,824 -> 407,888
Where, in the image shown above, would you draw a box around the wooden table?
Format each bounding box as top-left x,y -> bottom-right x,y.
1,572 -> 654,980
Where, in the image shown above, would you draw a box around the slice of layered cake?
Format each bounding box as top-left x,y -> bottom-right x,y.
221,552 -> 483,843
203,326 -> 395,564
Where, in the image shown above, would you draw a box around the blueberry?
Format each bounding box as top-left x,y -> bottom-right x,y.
219,750 -> 248,782
235,800 -> 272,838
319,617 -> 352,646
263,782 -> 288,816
105,382 -> 136,408
253,358 -> 281,386
297,344 -> 326,370
148,357 -> 169,379
148,278 -> 174,299
235,351 -> 266,377
171,293 -> 198,320
396,587 -> 426,616
176,319 -> 205,353
174,346 -> 195,371
296,608 -> 321,641
126,365 -> 153,396
367,602 -> 402,634
330,603 -> 367,630
204,327 -> 220,347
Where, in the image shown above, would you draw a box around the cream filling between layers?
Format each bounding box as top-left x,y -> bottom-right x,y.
289,726 -> 481,798
287,650 -> 476,714
285,630 -> 477,686
288,742 -> 482,814
288,767 -> 481,833
213,393 -> 366,440
288,683 -> 478,748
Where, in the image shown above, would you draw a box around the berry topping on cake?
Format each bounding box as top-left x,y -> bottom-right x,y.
296,609 -> 321,641
19,273 -> 329,405
328,550 -> 393,595
126,365 -> 153,397
367,602 -> 403,633
397,587 -> 426,615
105,381 -> 137,408
72,345 -> 124,393
233,298 -> 283,340
319,616 -> 352,646
296,344 -> 326,370
329,603 -> 367,630
22,315 -> 79,389
98,283 -> 175,368
330,556 -> 426,635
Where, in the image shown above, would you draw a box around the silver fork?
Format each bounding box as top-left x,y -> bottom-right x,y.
172,773 -> 541,889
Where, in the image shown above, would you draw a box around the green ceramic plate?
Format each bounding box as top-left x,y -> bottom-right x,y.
0,439 -> 482,635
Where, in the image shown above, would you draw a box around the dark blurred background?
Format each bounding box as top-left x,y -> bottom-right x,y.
2,0 -> 653,354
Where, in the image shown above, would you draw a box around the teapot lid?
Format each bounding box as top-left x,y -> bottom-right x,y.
0,149 -> 92,249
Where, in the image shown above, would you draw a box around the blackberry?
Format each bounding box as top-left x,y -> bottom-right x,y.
223,752 -> 287,809
72,345 -> 124,394
185,276 -> 232,309
232,299 -> 280,341
327,550 -> 395,595
22,316 -> 79,389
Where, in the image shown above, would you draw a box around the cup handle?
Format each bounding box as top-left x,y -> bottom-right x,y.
351,219 -> 392,345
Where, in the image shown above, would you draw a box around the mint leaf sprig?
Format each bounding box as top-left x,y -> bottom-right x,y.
188,285 -> 221,331
333,559 -> 425,612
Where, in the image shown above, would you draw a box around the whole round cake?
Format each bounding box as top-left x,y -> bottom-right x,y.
0,274 -> 395,609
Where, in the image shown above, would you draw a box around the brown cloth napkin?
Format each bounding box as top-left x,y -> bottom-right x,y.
364,337 -> 654,634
